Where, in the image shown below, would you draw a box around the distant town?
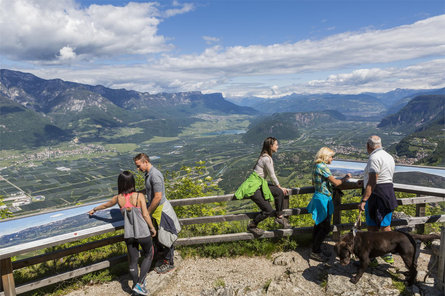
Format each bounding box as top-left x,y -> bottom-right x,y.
1,144 -> 112,167
0,190 -> 45,213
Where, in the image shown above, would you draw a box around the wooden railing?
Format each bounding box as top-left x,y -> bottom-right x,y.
1,180 -> 444,296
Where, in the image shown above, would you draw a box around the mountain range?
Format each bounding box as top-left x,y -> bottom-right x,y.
0,69 -> 256,149
228,88 -> 445,119
1,69 -> 444,156
378,95 -> 445,165
242,110 -> 345,144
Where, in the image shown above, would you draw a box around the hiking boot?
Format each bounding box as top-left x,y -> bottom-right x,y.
310,251 -> 329,262
381,254 -> 394,264
247,224 -> 265,237
275,216 -> 291,229
369,258 -> 379,268
132,283 -> 149,295
154,262 -> 175,274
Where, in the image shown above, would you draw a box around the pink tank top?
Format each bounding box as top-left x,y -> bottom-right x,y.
121,193 -> 141,209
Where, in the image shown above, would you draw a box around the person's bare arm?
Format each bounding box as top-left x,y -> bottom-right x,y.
89,195 -> 118,215
327,173 -> 351,187
359,172 -> 377,211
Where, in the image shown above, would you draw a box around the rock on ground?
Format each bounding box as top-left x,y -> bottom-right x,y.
64,242 -> 443,296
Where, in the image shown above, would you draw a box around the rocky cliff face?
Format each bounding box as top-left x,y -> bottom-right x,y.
378,95 -> 445,132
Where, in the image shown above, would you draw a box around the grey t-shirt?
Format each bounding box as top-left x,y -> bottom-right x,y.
144,166 -> 167,206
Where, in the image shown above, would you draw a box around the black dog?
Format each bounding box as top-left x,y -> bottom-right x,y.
335,231 -> 440,285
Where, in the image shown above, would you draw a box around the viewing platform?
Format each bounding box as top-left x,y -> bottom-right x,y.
0,180 -> 444,295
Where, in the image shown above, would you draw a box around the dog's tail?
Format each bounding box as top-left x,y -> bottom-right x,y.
409,233 -> 440,243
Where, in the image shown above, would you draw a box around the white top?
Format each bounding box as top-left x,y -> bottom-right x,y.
254,154 -> 280,186
363,148 -> 395,187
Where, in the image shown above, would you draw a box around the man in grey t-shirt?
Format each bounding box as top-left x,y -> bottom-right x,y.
134,153 -> 178,274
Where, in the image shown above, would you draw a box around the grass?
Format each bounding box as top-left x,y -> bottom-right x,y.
142,136 -> 179,143
20,261 -> 128,296
213,278 -> 226,289
104,143 -> 139,153
102,127 -> 144,139
387,270 -> 412,296
263,279 -> 272,291
319,270 -> 329,289
178,235 -> 311,259
178,115 -> 251,137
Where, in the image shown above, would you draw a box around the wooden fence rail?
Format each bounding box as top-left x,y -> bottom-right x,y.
1,181 -> 444,296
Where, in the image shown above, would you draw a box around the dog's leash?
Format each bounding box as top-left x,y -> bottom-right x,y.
352,210 -> 362,237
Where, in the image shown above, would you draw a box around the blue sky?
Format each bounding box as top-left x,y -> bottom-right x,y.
0,0 -> 444,97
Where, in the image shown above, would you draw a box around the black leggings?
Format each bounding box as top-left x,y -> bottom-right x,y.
312,216 -> 331,253
125,236 -> 154,286
251,184 -> 286,225
154,238 -> 175,265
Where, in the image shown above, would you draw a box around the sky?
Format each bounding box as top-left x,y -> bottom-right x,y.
0,0 -> 444,98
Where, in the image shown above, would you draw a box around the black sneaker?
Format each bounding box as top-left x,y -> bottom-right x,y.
247,225 -> 265,237
154,263 -> 175,274
275,217 -> 291,229
310,251 -> 329,262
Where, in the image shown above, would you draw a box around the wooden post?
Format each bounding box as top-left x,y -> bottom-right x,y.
283,194 -> 290,217
0,258 -> 16,296
415,194 -> 425,234
438,228 -> 445,294
332,189 -> 343,241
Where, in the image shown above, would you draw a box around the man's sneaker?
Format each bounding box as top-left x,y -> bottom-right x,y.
381,254 -> 394,264
247,225 -> 265,237
369,258 -> 379,268
132,283 -> 149,295
275,217 -> 291,229
154,263 -> 175,274
310,251 -> 329,262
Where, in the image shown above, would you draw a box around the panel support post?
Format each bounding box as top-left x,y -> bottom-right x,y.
0,257 -> 16,296
415,194 -> 425,234
437,228 -> 445,294
332,189 -> 343,241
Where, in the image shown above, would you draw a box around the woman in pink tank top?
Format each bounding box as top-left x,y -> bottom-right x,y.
89,171 -> 156,295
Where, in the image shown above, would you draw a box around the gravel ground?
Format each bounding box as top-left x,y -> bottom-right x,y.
64,242 -> 443,296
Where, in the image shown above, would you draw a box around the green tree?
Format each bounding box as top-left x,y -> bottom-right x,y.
167,161 -> 230,236
0,196 -> 12,219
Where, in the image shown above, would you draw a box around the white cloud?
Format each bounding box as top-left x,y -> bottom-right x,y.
0,0 -> 170,62
203,36 -> 220,45
2,2 -> 444,97
58,46 -> 77,61
267,59 -> 445,97
25,58 -> 445,98
163,1 -> 194,17
156,15 -> 445,77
